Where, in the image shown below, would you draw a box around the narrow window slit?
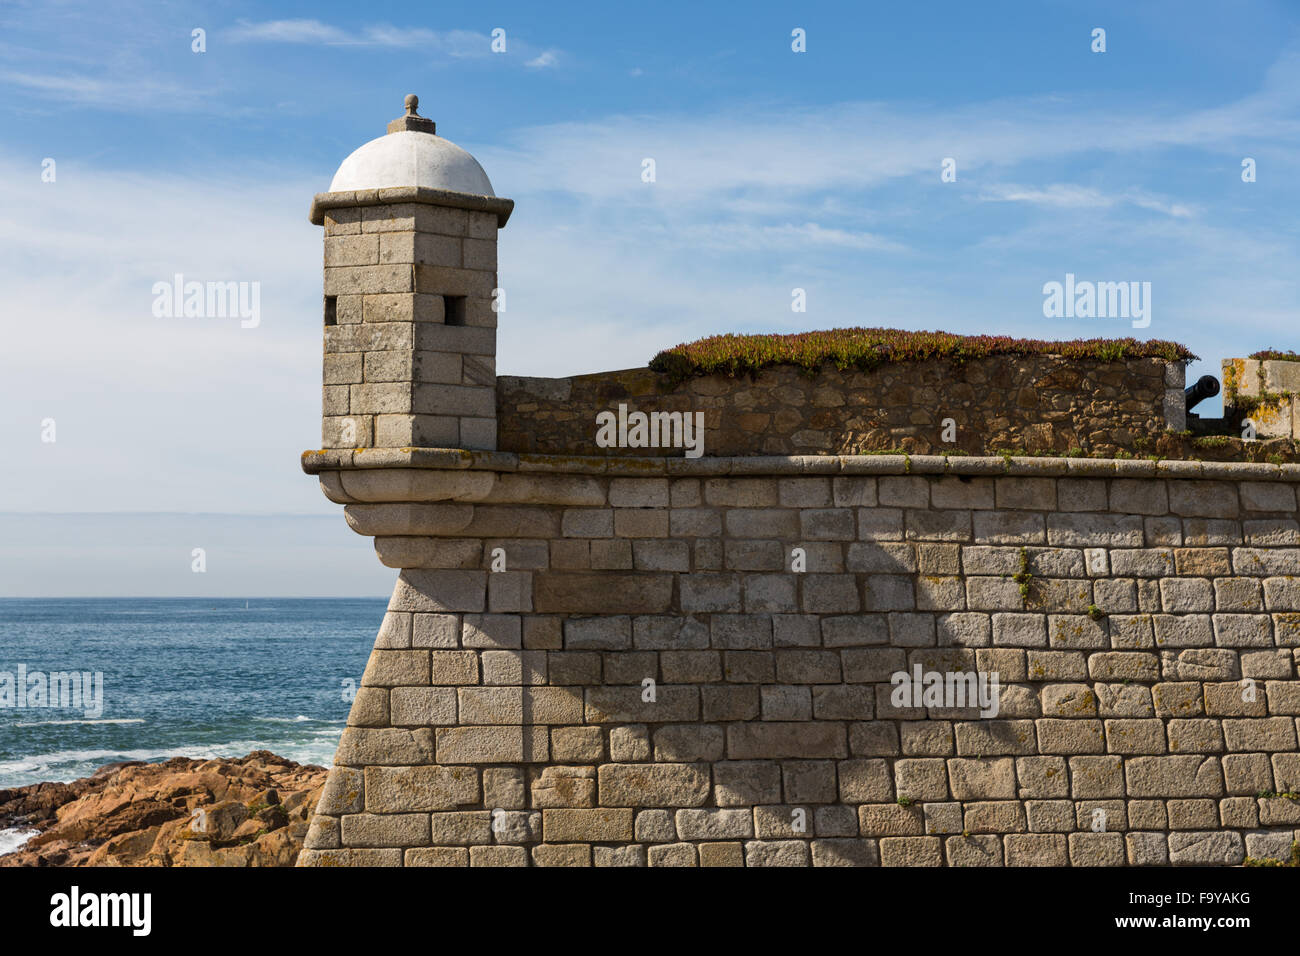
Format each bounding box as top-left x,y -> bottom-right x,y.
444,295 -> 467,326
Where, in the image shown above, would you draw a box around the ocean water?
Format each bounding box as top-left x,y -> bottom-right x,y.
0,598 -> 382,790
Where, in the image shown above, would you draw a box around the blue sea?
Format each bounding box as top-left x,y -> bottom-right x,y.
0,598 -> 382,790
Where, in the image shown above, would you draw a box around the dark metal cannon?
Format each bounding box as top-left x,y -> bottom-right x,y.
1185,374 -> 1220,412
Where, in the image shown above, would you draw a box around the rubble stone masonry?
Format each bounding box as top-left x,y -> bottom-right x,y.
298,451 -> 1300,866
497,354 -> 1183,458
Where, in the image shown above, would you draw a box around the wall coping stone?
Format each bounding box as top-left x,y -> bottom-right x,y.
309,186 -> 515,227
302,447 -> 1300,482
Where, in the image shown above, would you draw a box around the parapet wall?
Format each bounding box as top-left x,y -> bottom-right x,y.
298,451 -> 1300,867
497,354 -> 1184,458
1224,357 -> 1300,439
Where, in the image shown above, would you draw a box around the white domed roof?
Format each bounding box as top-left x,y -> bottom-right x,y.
329,129 -> 496,196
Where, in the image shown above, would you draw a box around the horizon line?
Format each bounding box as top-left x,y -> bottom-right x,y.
0,594 -> 390,600
0,511 -> 339,517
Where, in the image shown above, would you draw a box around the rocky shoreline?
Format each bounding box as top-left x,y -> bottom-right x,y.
0,752 -> 326,866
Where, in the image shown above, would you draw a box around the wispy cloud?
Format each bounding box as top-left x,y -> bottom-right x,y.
225,19 -> 561,66
226,19 -> 482,54
225,18 -> 354,44
682,222 -> 907,253
472,49 -> 1299,384
979,183 -> 1111,208
979,183 -> 1198,218
0,15 -> 563,112
481,72 -> 1300,207
1127,193 -> 1198,219
0,69 -> 199,110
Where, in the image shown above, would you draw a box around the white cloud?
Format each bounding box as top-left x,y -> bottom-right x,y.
979,183 -> 1112,208
681,221 -> 906,253
0,69 -> 200,110
979,184 -> 1197,218
225,19 -> 559,64
1127,193 -> 1197,219
225,18 -> 353,44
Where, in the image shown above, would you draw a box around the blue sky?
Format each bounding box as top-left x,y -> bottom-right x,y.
2,0 -> 1298,593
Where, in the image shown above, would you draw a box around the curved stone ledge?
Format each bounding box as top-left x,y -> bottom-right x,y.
343,503 -> 475,537
303,447 -> 1300,483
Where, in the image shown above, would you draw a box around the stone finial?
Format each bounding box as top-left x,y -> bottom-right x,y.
388,93 -> 437,135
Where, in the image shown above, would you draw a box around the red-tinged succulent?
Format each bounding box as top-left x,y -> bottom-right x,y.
649,327 -> 1196,383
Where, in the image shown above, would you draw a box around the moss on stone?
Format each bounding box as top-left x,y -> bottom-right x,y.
1244,840 -> 1300,867
1014,547 -> 1035,605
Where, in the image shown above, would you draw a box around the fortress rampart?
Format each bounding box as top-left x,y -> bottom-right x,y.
299,450 -> 1300,867
298,97 -> 1300,866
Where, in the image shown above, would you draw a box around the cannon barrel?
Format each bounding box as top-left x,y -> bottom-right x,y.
1185,374 -> 1220,412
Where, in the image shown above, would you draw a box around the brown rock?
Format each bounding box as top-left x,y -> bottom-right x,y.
0,752 -> 327,867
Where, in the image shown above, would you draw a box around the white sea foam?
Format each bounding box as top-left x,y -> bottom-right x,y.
0,827 -> 38,856
0,736 -> 341,787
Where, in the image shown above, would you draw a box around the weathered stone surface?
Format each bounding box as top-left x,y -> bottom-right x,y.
543,809 -> 633,842
365,766 -> 477,812
597,763 -> 711,808
1168,830 -> 1245,865
1004,833 -> 1068,866
879,836 -> 943,866
1125,756 -> 1224,798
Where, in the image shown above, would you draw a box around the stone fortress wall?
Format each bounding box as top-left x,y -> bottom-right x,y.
299,96 -> 1300,866
299,451 -> 1300,867
498,354 -> 1183,459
